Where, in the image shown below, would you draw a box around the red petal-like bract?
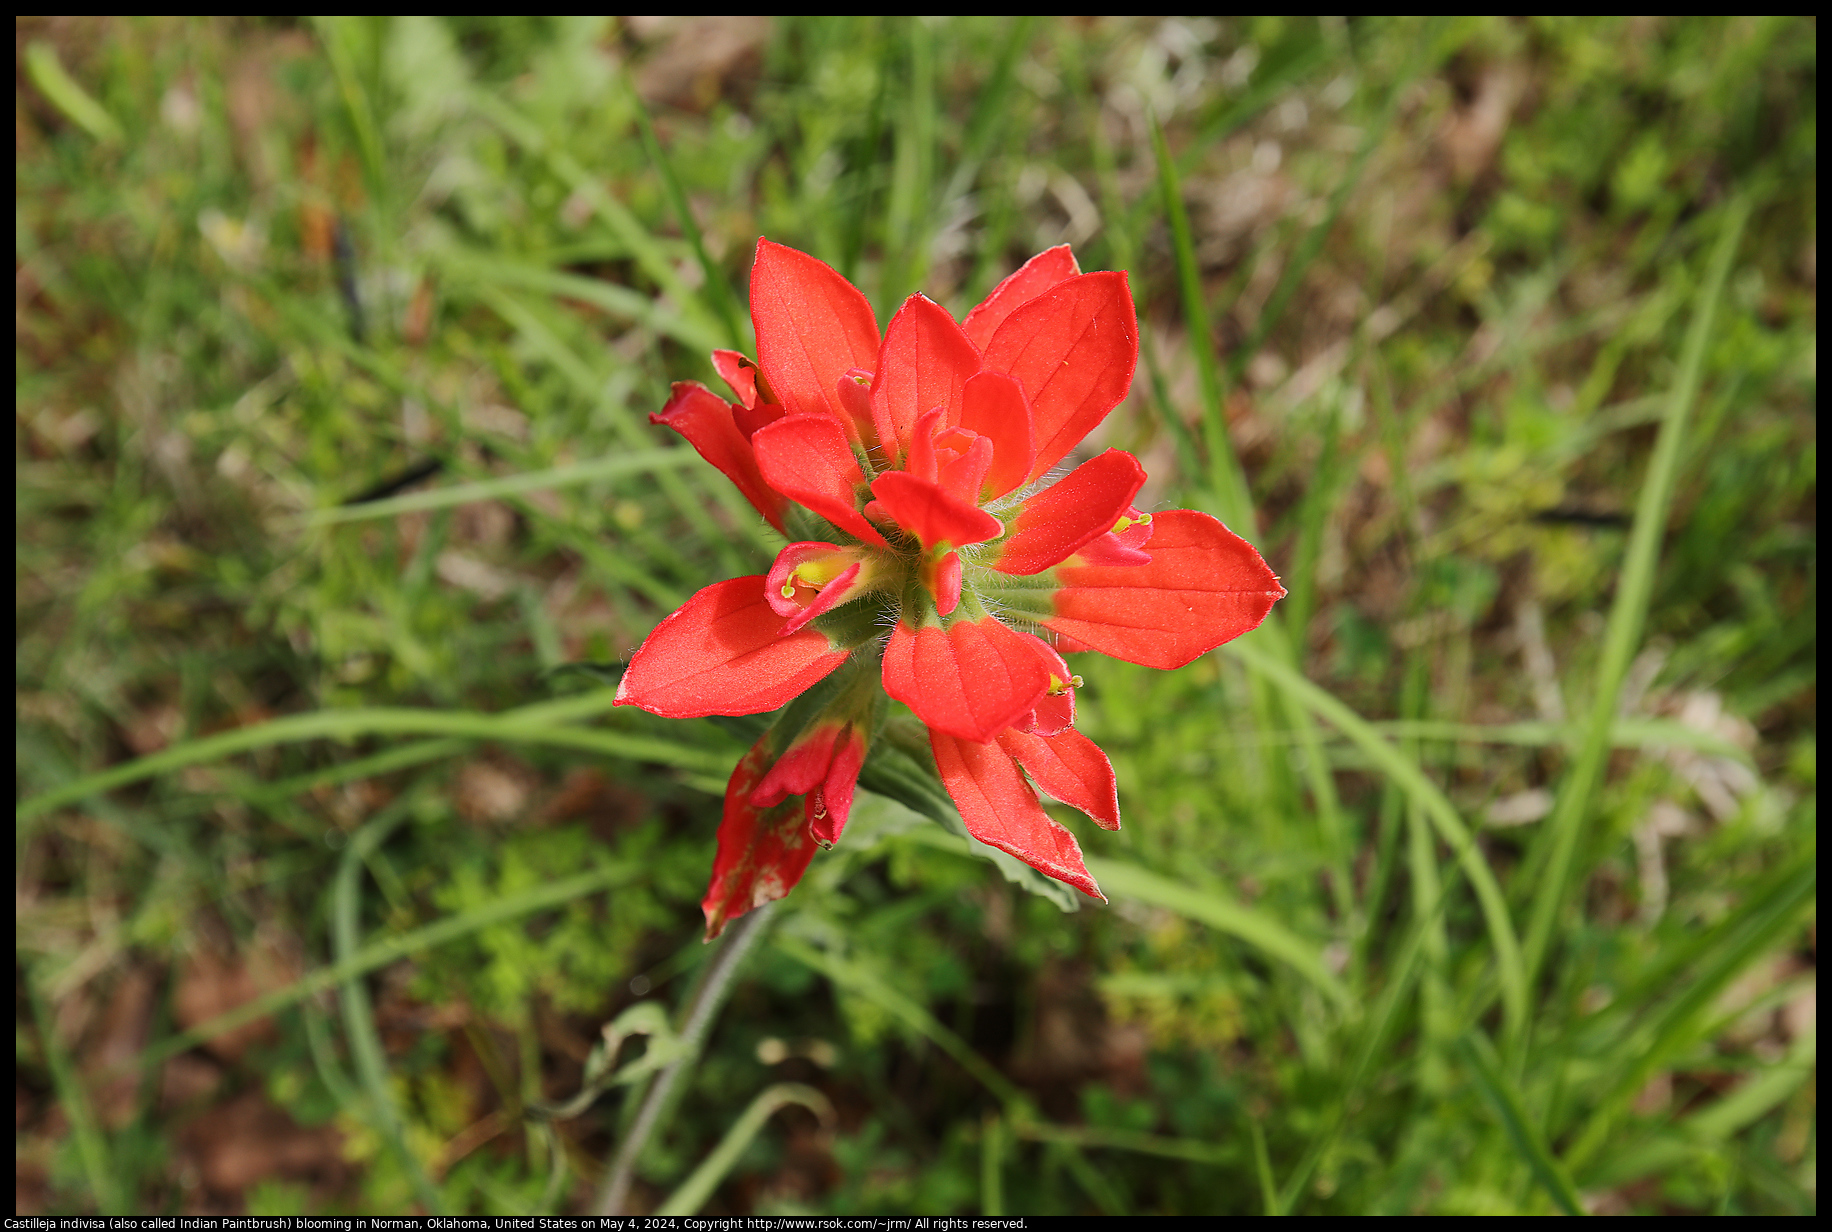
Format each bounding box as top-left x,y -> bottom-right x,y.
882,616 -> 1051,743
958,371 -> 1035,501
988,448 -> 1145,576
712,350 -> 761,409
1017,688 -> 1076,737
809,725 -> 867,848
651,382 -> 787,533
870,295 -> 983,465
980,272 -> 1139,484
749,239 -> 882,427
751,414 -> 890,548
929,550 -> 963,617
961,244 -> 1081,350
1045,509 -> 1286,670
614,576 -> 851,717
997,726 -> 1121,830
751,723 -> 843,806
870,471 -> 1003,551
931,730 -> 1105,901
703,738 -> 819,939
1013,633 -> 1076,735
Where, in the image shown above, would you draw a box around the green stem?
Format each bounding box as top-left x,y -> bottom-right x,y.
1517,197 -> 1751,1039
594,901 -> 779,1216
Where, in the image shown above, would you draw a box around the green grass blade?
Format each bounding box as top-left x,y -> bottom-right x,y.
306,449 -> 698,525
1459,1033 -> 1586,1216
475,285 -> 760,574
26,973 -> 124,1212
655,1084 -> 833,1216
313,18 -> 389,210
942,16 -> 1037,206
625,84 -> 748,351
1150,109 -> 1251,533
23,41 -> 123,144
1371,718 -> 1754,764
774,933 -> 1028,1108
1248,1119 -> 1280,1216
1521,196 -> 1753,1007
981,1113 -> 1004,1217
1399,655 -> 1453,1091
467,90 -> 720,342
17,695 -> 733,824
130,859 -> 636,1074
1587,1029 -> 1818,1191
1012,1121 -> 1232,1165
249,737 -> 473,805
1226,638 -> 1527,1044
879,16 -> 936,313
1151,121 -> 1354,915
334,806 -> 446,1213
1562,846 -> 1814,1174
1084,858 -> 1352,1010
1117,32 -> 1331,255
1276,873 -> 1448,1212
1685,1029 -> 1816,1142
1234,717 -> 1753,763
438,252 -> 722,352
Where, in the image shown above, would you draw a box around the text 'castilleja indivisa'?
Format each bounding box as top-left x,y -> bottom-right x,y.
615,239 -> 1285,935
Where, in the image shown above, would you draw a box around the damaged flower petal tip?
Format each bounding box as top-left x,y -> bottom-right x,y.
626,237 -> 1279,924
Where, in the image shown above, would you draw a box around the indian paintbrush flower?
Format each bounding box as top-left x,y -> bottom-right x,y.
616,239 -> 1285,935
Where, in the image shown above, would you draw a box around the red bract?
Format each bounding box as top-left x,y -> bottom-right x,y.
617,239 -> 1286,936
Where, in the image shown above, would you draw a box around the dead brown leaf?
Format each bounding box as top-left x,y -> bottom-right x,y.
455,757 -> 537,825
86,966 -> 159,1128
177,1087 -> 346,1197
632,16 -> 771,112
171,940 -> 301,1064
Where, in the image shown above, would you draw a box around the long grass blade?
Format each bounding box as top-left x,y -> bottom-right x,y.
312,18 -> 388,210
1459,1033 -> 1586,1215
1152,119 -> 1354,915
26,974 -> 124,1212
981,1113 -> 1004,1217
1584,1030 -> 1817,1190
1562,847 -> 1814,1173
307,450 -> 698,526
1150,109 -> 1251,532
655,1084 -> 834,1216
18,696 -> 734,824
1084,858 -> 1351,1009
476,286 -> 762,574
1248,1119 -> 1280,1216
334,806 -> 446,1213
467,90 -> 721,343
1226,638 -> 1527,1044
1012,1120 -> 1233,1165
128,860 -> 636,1074
1520,196 -> 1753,1009
625,83 -> 748,351
22,41 -> 123,144
438,252 -> 722,352
774,933 -> 1027,1108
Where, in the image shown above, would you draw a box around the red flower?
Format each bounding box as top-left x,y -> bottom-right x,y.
618,240 -> 1285,935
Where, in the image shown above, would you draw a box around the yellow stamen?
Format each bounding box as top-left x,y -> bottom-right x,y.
1112,512 -> 1151,534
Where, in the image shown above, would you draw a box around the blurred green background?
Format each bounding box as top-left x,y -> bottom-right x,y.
15,15 -> 1815,1216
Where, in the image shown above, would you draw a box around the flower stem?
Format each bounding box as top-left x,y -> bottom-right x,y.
593,901 -> 779,1216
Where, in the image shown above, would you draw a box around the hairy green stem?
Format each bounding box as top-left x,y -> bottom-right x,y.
594,901 -> 778,1216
